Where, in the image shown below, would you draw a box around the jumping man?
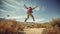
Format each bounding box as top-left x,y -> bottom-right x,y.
24,4 -> 38,22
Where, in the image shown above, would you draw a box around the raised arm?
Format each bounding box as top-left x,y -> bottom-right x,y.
32,6 -> 38,10
24,4 -> 28,9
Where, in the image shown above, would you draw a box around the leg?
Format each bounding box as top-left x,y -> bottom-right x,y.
31,14 -> 35,21
25,15 -> 29,22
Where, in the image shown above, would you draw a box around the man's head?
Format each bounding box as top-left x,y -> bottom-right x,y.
29,7 -> 32,8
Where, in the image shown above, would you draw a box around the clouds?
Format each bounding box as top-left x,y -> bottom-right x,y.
0,9 -> 7,12
41,6 -> 45,12
5,15 -> 46,23
5,16 -> 26,19
2,0 -> 26,10
26,18 -> 45,23
0,0 -> 47,23
2,1 -> 17,9
2,0 -> 45,12
33,6 -> 41,11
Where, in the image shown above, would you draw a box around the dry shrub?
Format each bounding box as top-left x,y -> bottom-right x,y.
50,18 -> 60,27
0,18 -> 25,34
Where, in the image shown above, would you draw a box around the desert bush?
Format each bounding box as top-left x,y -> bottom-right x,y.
50,18 -> 60,27
0,18 -> 25,34
42,18 -> 60,34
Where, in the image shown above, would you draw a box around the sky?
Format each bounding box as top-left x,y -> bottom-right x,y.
0,0 -> 60,23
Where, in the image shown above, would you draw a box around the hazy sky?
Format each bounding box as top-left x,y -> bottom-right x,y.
0,0 -> 60,23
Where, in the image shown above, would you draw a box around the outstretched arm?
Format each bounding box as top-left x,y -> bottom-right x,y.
24,4 -> 28,9
32,6 -> 38,10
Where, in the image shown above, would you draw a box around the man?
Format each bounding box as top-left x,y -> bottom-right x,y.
24,4 -> 38,22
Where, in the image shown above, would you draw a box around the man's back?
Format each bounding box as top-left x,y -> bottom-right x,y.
27,7 -> 33,13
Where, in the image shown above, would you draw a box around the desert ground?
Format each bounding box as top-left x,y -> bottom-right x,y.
24,28 -> 45,34
0,18 -> 60,34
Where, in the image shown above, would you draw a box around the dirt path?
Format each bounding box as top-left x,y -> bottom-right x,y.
24,28 -> 46,34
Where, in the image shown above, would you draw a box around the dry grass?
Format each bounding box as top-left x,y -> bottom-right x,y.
0,18 -> 25,34
0,18 -> 60,34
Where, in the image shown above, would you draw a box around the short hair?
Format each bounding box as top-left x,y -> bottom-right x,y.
29,7 -> 31,8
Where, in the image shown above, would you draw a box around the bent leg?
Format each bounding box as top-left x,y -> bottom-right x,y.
31,15 -> 35,21
25,15 -> 29,22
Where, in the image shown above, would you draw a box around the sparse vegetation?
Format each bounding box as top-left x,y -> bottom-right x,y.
0,18 -> 25,34
50,18 -> 60,27
0,18 -> 60,34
